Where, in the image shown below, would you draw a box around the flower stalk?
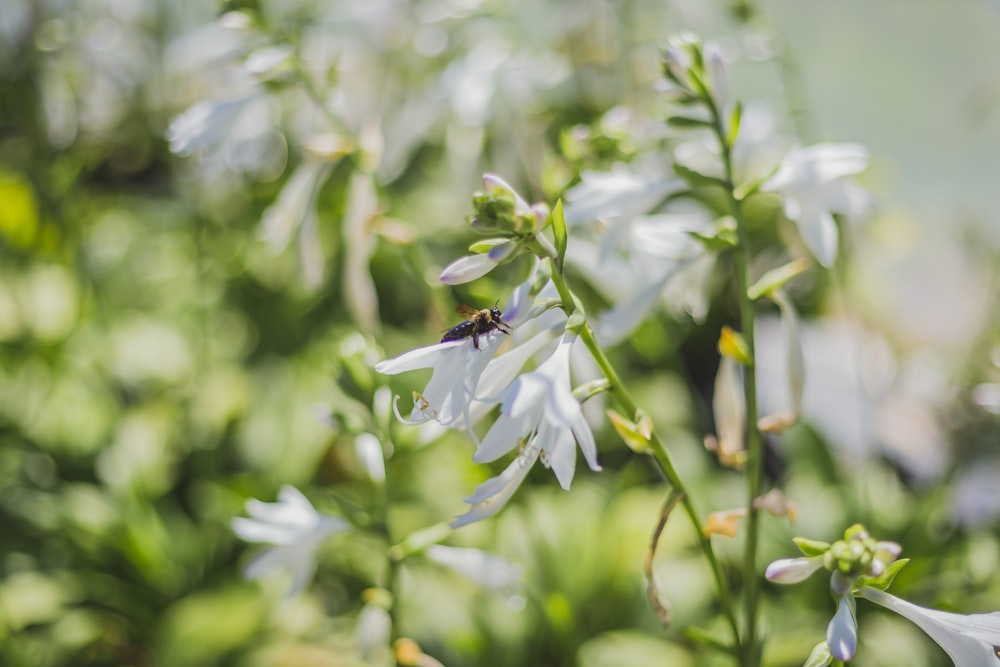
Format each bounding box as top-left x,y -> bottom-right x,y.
548,264 -> 741,653
705,87 -> 765,667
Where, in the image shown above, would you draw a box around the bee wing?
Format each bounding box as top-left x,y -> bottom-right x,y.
455,304 -> 480,319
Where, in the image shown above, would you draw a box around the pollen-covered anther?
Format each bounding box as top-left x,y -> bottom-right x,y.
412,391 -> 431,412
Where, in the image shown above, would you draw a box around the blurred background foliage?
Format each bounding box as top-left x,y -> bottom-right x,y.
0,0 -> 998,666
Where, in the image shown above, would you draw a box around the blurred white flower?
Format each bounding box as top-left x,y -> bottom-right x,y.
232,485 -> 349,597
564,169 -> 685,227
356,600 -> 392,659
711,355 -> 745,466
452,333 -> 601,527
585,207 -> 715,344
354,432 -> 386,484
860,587 -> 1000,667
425,545 -> 523,592
342,171 -> 381,331
259,160 -> 329,250
762,143 -> 870,267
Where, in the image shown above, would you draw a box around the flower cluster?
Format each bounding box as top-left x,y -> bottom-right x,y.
376,176 -> 601,526
766,525 -> 1000,665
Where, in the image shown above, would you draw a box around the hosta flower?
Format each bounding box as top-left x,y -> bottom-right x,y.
232,485 -> 349,597
860,588 -> 1000,667
452,333 -> 601,527
761,143 -> 870,267
375,333 -> 507,428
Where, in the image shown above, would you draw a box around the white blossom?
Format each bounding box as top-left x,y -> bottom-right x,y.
860,587 -> 1000,667
375,334 -> 506,428
232,485 -> 349,597
762,143 -> 870,267
452,333 -> 601,526
425,545 -> 523,592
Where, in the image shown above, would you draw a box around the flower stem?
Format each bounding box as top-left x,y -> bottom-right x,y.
707,99 -> 765,667
549,265 -> 742,653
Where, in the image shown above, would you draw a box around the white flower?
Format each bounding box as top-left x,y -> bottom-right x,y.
232,485 -> 349,597
563,169 -> 685,227
860,587 -> 1000,667
452,333 -> 601,527
259,160 -> 329,251
761,143 -> 870,267
425,545 -> 523,592
354,432 -> 386,484
712,355 -> 745,466
375,334 -> 506,428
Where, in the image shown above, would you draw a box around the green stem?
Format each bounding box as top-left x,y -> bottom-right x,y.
707,99 -> 765,667
549,266 -> 742,653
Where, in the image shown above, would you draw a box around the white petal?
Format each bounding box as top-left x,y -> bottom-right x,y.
543,423 -> 577,490
630,213 -> 707,260
439,254 -> 498,285
342,171 -> 380,333
355,433 -> 386,484
259,161 -> 326,251
571,410 -> 601,472
356,603 -> 392,657
563,170 -> 684,226
764,143 -> 868,190
788,198 -> 839,267
374,341 -> 458,375
452,448 -> 539,528
475,412 -> 530,463
860,588 -> 1000,666
776,294 -> 805,415
827,595 -> 858,660
594,272 -> 671,346
713,356 -> 746,457
231,516 -> 298,545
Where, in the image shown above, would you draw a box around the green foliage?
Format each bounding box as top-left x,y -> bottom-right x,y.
0,2 -> 996,667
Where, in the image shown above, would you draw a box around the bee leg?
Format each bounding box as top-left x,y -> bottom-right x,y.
473,331 -> 480,350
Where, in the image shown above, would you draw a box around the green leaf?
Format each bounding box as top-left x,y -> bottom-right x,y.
748,258 -> 810,300
726,100 -> 742,147
673,164 -> 727,189
550,199 -> 567,270
862,558 -> 910,591
468,237 -> 509,253
793,537 -> 831,557
802,641 -> 833,667
606,408 -> 652,454
667,115 -> 714,130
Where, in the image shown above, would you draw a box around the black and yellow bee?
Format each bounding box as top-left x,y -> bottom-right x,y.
441,304 -> 512,350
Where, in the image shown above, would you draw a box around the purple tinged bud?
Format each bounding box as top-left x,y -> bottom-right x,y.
765,556 -> 823,584
827,596 -> 858,660
487,241 -> 516,262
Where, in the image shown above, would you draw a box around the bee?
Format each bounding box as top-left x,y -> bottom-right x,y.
441,303 -> 512,350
